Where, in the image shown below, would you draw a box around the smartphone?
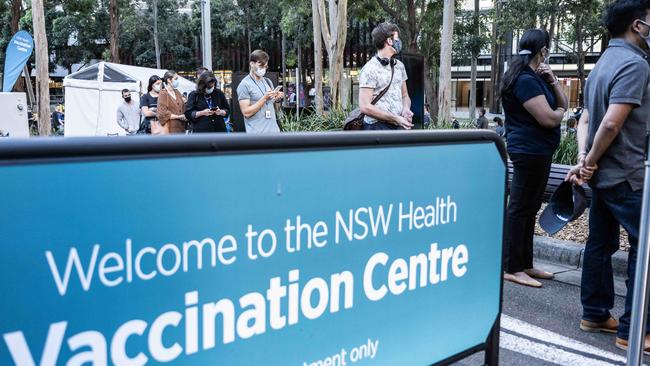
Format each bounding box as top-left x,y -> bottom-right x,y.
210,107 -> 220,111
274,86 -> 283,93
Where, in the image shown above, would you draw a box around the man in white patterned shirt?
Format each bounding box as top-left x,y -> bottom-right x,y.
358,22 -> 413,130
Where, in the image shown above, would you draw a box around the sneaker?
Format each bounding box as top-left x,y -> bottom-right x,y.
504,272 -> 542,288
580,317 -> 618,333
524,268 -> 555,280
615,335 -> 650,355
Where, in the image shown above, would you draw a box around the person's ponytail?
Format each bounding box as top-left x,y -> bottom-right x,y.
500,29 -> 550,97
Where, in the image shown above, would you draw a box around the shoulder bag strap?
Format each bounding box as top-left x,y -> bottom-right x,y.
371,61 -> 395,105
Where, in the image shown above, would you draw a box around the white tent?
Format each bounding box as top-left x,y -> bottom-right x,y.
63,62 -> 196,136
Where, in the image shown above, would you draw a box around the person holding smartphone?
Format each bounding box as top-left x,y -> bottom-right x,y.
237,50 -> 284,133
185,71 -> 230,133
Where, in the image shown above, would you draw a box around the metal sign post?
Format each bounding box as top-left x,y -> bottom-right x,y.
627,134 -> 650,365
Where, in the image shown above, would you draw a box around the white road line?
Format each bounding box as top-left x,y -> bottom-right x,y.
501,314 -> 628,364
500,332 -> 621,366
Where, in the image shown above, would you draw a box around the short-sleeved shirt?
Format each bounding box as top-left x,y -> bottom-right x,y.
140,93 -> 158,123
358,57 -> 408,124
584,39 -> 650,191
502,67 -> 560,156
237,75 -> 280,134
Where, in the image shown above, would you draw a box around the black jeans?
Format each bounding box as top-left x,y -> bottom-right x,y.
505,153 -> 553,273
581,182 -> 650,339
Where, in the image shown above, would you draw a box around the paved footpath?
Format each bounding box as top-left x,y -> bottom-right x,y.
453,261 -> 650,366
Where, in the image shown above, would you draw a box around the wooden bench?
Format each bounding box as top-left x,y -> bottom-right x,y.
507,161 -> 593,204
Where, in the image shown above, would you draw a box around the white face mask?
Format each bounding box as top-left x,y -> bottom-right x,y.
254,65 -> 267,78
153,84 -> 161,92
172,79 -> 180,89
205,87 -> 214,94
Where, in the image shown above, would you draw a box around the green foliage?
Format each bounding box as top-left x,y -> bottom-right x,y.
0,0 -> 10,70
553,133 -> 578,165
48,0 -> 110,70
426,118 -> 476,130
453,8 -> 491,64
122,0 -> 196,70
280,109 -> 349,132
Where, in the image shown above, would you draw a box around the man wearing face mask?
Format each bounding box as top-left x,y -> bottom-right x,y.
116,89 -> 141,135
237,50 -> 284,133
358,22 -> 413,130
566,0 -> 650,352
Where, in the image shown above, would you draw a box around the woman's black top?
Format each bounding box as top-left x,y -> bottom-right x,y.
185,89 -> 231,133
501,66 -> 560,156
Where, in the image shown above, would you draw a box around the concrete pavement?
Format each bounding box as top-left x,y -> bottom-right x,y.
452,261 -> 649,366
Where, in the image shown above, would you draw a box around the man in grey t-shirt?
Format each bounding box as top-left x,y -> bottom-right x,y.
358,22 -> 413,130
237,50 -> 284,133
567,0 -> 650,349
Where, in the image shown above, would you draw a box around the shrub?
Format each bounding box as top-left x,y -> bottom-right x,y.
279,108 -> 347,132
553,133 -> 578,165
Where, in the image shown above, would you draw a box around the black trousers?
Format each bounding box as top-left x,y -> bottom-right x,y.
505,153 -> 553,273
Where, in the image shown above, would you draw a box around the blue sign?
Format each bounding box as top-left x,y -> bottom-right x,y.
0,138 -> 505,365
2,31 -> 34,92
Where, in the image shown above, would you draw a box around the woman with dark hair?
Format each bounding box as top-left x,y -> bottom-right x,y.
139,75 -> 162,134
501,29 -> 568,288
157,70 -> 187,134
185,71 -> 230,133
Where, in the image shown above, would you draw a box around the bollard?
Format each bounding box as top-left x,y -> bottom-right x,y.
627,134 -> 650,366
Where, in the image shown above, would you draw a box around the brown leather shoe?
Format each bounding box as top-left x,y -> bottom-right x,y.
615,335 -> 650,355
504,272 -> 542,288
580,317 -> 618,333
524,268 -> 555,280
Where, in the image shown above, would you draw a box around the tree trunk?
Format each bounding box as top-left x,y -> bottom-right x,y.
469,0 -> 479,122
153,0 -> 161,68
318,0 -> 348,110
297,41 -> 302,119
549,9 -> 557,50
32,0 -> 50,136
489,0 -> 502,114
423,58 -> 437,125
437,0 -> 454,124
281,32 -> 287,91
311,0 -> 324,114
10,0 -> 26,93
469,57 -> 477,122
109,0 -> 120,62
10,0 -> 20,34
246,23 -> 252,56
576,15 -> 585,106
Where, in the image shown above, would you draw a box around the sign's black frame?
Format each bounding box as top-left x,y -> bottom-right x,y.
0,131 -> 507,366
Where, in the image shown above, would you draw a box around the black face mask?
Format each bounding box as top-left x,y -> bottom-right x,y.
124,97 -> 131,103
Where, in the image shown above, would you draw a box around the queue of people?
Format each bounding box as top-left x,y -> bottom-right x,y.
117,50 -> 289,135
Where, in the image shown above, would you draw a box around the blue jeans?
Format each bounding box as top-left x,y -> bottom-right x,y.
581,182 -> 649,339
362,121 -> 399,130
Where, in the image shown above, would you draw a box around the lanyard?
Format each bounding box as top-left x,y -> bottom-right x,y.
204,95 -> 213,110
249,75 -> 269,97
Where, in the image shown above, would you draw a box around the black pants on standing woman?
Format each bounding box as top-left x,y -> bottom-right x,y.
505,153 -> 553,273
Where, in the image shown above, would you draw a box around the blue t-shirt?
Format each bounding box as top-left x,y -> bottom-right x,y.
502,67 -> 560,156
